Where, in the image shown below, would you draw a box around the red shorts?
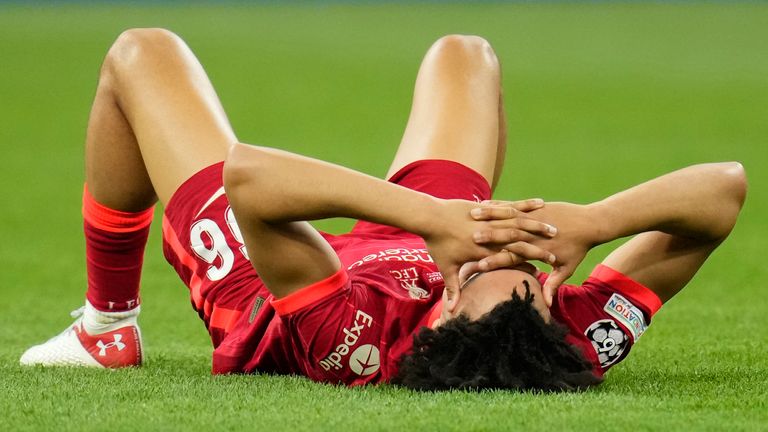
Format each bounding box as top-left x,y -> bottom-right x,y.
350,159 -> 491,237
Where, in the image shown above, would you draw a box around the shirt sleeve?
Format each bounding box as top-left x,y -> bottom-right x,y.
547,264 -> 664,373
268,269 -> 384,386
586,264 -> 663,318
271,268 -> 349,316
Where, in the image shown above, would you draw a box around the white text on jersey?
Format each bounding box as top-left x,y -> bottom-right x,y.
319,310 -> 374,371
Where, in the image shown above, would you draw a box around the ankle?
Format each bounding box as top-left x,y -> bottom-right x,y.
83,300 -> 140,334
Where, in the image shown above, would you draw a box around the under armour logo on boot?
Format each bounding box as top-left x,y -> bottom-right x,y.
96,334 -> 126,357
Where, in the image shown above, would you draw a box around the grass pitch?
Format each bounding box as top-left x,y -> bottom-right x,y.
1,3 -> 766,431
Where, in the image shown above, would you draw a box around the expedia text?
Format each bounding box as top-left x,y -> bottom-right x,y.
319,310 -> 373,371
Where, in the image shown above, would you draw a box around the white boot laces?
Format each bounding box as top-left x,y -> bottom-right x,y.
70,306 -> 85,319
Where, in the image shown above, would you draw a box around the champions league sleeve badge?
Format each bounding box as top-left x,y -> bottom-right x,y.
585,319 -> 629,368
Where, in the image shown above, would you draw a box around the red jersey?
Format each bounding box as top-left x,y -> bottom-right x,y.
220,233 -> 446,385
161,160 -> 662,385
161,160 -> 486,384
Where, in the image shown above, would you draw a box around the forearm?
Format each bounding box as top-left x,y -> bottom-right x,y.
223,142 -> 441,236
591,162 -> 747,244
225,143 -> 557,297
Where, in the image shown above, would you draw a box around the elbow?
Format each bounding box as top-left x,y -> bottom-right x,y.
223,143 -> 249,187
723,161 -> 748,207
712,161 -> 747,239
223,143 -> 263,215
223,143 -> 247,194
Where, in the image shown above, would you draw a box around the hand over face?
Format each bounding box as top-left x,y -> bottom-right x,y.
422,198 -> 557,311
471,201 -> 598,306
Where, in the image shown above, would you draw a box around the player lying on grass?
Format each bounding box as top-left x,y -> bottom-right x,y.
21,29 -> 746,391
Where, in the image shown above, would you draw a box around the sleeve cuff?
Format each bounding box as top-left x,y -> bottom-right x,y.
589,264 -> 663,316
271,269 -> 349,316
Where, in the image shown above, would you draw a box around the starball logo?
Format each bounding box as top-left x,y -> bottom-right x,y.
319,310 -> 374,373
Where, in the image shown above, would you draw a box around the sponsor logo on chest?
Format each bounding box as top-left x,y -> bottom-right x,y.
603,293 -> 648,342
347,248 -> 433,270
349,344 -> 380,376
319,310 -> 376,374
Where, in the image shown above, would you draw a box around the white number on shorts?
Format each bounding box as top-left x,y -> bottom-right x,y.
190,219 -> 235,281
225,206 -> 249,260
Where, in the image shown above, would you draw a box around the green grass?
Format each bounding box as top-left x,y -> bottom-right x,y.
1,3 -> 767,431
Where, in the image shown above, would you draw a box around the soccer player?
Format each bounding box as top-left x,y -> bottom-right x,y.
21,30 -> 746,391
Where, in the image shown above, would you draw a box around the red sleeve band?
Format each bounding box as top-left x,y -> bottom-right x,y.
271,269 -> 349,316
589,264 -> 663,316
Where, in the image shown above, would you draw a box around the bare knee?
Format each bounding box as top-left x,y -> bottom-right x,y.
427,34 -> 499,72
100,28 -> 186,84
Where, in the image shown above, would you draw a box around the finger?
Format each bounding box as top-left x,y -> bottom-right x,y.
480,198 -> 544,212
543,270 -> 562,299
476,243 -> 556,272
489,217 -> 557,237
441,266 -> 461,311
513,218 -> 557,237
459,261 -> 482,285
504,242 -> 557,265
473,228 -> 536,245
477,249 -> 524,272
470,205 -> 518,221
542,277 -> 555,307
511,262 -> 538,276
542,265 -> 574,307
510,198 -> 545,212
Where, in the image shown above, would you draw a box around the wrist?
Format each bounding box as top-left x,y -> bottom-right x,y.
585,201 -> 619,245
408,195 -> 445,238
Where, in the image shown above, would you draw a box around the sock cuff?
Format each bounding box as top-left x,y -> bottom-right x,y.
85,299 -> 141,319
83,184 -> 155,233
86,291 -> 142,312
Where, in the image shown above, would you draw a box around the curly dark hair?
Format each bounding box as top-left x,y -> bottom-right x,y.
393,289 -> 602,391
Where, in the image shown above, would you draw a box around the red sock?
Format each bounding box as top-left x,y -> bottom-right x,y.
83,185 -> 154,312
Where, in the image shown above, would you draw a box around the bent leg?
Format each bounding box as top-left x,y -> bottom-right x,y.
21,28 -> 243,368
83,28 -> 238,308
387,35 -> 506,190
86,28 -> 236,210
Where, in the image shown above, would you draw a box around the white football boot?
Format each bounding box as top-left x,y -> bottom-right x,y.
20,301 -> 143,368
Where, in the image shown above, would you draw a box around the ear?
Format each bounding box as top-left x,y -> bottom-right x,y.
447,262 -> 481,314
443,282 -> 461,315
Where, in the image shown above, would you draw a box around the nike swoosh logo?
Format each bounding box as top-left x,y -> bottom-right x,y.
195,186 -> 226,218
